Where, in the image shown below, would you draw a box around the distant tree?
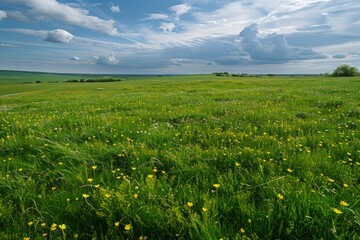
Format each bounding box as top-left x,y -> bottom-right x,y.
332,64 -> 358,77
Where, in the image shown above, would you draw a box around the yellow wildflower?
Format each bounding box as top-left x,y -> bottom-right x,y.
202,207 -> 207,212
87,178 -> 94,183
213,183 -> 220,189
50,223 -> 57,231
332,208 -> 343,214
327,178 -> 335,183
41,223 -> 46,227
134,194 -> 139,199
343,183 -> 349,188
82,193 -> 89,199
23,237 -> 30,240
240,228 -> 245,233
115,221 -> 120,227
92,165 -> 97,170
187,202 -> 193,207
59,224 -> 66,230
287,168 -> 293,173
340,201 -> 349,207
28,221 -> 33,226
104,194 -> 111,199
124,224 -> 131,231
277,193 -> 284,200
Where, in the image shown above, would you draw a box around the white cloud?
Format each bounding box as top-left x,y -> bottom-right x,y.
3,0 -> 118,35
0,27 -> 74,43
95,53 -> 119,65
6,11 -> 28,22
238,23 -> 326,62
45,29 -> 73,43
0,10 -> 7,20
160,22 -> 176,33
70,56 -> 80,60
169,4 -> 191,18
111,5 -> 120,13
145,14 -> 168,20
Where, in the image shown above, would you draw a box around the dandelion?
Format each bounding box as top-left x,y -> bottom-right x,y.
327,178 -> 335,183
82,193 -> 89,199
213,183 -> 220,189
340,201 -> 349,207
287,168 -> 293,173
115,222 -> 120,227
50,223 -> 57,231
187,202 -> 194,207
124,224 -> 131,231
59,224 -> 66,230
332,208 -> 343,214
277,193 -> 284,200
104,194 -> 111,199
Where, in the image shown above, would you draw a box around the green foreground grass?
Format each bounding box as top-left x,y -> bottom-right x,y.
0,75 -> 359,239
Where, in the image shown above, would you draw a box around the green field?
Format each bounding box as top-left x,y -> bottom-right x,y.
0,73 -> 359,239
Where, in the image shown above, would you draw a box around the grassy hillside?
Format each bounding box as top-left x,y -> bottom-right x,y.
0,74 -> 359,239
0,70 -> 83,84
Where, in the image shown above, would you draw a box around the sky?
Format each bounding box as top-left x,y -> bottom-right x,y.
0,0 -> 359,74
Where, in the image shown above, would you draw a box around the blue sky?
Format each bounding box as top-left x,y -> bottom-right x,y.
0,0 -> 359,74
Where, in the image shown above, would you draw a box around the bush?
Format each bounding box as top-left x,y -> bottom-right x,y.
332,64 -> 358,77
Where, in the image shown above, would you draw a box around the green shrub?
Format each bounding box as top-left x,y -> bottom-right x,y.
332,64 -> 358,77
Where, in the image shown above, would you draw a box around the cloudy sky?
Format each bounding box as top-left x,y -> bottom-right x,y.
0,0 -> 359,74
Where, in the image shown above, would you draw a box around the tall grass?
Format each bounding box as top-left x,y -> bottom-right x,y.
0,75 -> 359,239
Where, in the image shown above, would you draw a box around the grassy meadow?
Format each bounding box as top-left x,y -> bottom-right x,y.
0,73 -> 359,239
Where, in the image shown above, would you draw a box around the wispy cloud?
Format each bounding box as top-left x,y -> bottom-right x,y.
144,13 -> 168,21
110,5 -> 120,13
6,10 -> 28,22
0,10 -> 7,20
2,0 -> 118,35
0,28 -> 73,43
160,22 -> 176,33
0,43 -> 17,47
169,3 -> 192,18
